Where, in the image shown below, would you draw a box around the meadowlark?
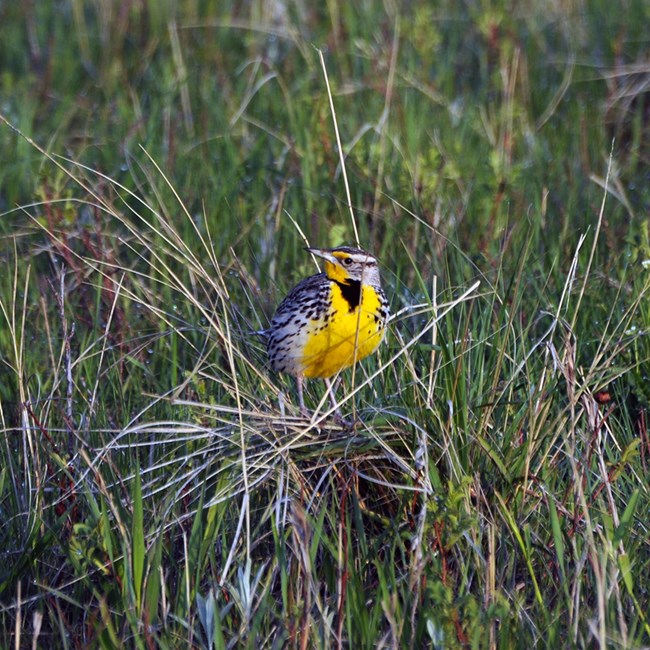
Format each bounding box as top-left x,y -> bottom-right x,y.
267,246 -> 389,415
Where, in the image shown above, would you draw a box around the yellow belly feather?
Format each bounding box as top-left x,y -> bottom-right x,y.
301,283 -> 385,378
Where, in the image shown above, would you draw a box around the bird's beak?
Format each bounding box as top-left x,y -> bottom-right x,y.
305,247 -> 337,264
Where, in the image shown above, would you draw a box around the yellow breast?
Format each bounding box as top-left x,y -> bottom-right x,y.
301,283 -> 387,378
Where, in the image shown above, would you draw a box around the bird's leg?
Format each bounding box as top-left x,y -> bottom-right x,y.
296,375 -> 309,417
324,377 -> 340,414
325,377 -> 351,425
325,377 -> 358,428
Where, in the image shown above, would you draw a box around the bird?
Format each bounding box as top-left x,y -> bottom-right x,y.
266,246 -> 389,416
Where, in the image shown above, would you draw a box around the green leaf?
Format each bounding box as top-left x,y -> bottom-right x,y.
548,496 -> 573,606
144,532 -> 163,625
618,552 -> 633,594
495,491 -> 544,609
614,488 -> 640,545
476,434 -> 509,481
132,468 -> 145,613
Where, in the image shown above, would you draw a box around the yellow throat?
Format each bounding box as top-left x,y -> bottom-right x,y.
300,247 -> 388,378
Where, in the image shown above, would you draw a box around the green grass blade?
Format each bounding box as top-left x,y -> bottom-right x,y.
132,467 -> 145,614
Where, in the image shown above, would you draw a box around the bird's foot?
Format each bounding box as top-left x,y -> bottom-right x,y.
332,411 -> 360,429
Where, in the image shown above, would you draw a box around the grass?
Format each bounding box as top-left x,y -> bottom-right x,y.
1,1 -> 649,648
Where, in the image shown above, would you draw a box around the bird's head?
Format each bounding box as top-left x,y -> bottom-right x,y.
305,246 -> 382,286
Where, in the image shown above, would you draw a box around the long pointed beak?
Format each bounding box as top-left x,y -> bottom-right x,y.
305,247 -> 337,264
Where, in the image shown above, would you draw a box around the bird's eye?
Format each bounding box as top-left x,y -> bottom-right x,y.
343,258 -> 353,266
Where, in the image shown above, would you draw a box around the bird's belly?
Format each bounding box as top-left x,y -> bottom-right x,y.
301,306 -> 385,378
